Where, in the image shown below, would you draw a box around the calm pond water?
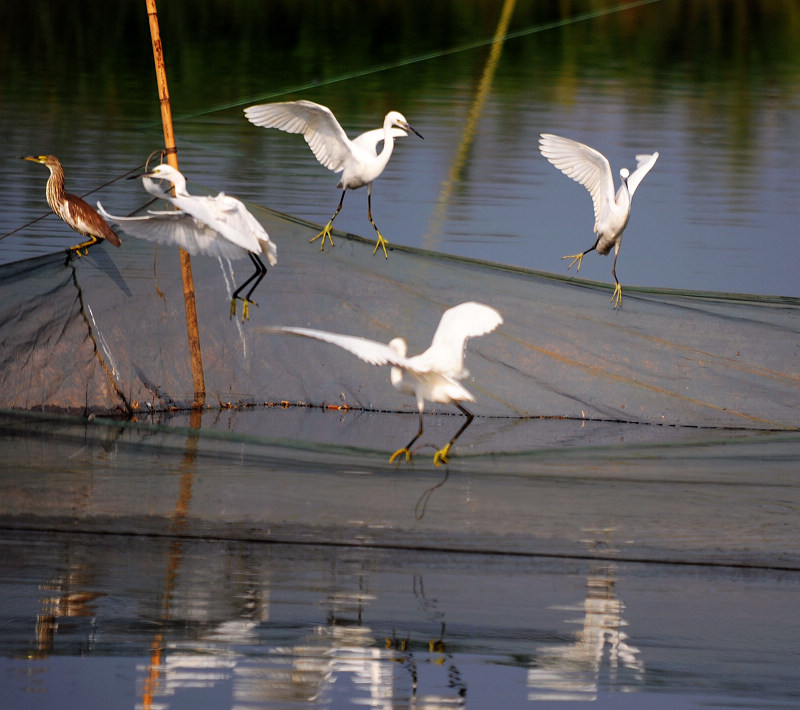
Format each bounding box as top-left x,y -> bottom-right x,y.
2,1 -> 800,708
2,529 -> 799,710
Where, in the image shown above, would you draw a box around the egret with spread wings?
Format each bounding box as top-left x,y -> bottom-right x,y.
98,164 -> 276,321
539,134 -> 658,308
262,302 -> 502,466
244,100 -> 422,258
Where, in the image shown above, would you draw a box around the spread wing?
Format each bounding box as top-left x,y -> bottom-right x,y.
539,133 -> 615,232
414,302 -> 503,377
198,193 -> 277,265
626,152 -> 659,198
244,100 -> 352,174
137,176 -> 276,263
260,326 -> 408,369
97,202 -> 246,260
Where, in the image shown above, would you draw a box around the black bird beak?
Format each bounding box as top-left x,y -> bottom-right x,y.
400,122 -> 424,140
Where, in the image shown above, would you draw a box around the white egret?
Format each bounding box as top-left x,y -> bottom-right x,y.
244,99 -> 423,258
539,134 -> 659,308
261,301 -> 502,466
97,164 -> 277,321
22,155 -> 122,255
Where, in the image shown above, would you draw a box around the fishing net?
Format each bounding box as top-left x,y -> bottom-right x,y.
1,204 -> 797,431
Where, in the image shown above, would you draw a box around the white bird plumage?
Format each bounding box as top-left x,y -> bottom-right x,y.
262,301 -> 502,466
244,99 -> 422,258
539,133 -> 658,308
97,163 -> 277,321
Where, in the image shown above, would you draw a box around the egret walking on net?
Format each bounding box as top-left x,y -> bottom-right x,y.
22,155 -> 122,256
261,302 -> 502,466
244,100 -> 423,258
97,164 -> 277,321
539,134 -> 659,308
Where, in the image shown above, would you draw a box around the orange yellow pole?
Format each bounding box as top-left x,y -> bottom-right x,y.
145,0 -> 206,408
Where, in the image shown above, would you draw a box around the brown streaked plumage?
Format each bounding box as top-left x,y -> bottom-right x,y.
23,155 -> 121,254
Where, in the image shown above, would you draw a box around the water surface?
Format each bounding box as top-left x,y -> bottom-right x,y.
2,0 -> 799,296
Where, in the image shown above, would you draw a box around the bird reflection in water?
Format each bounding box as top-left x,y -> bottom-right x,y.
527,531 -> 644,701
33,569 -> 104,658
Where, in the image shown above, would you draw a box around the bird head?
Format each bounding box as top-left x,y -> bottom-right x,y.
142,163 -> 181,182
387,112 -> 424,140
388,337 -> 408,389
619,167 -> 630,182
388,337 -> 407,358
22,155 -> 60,167
136,163 -> 188,196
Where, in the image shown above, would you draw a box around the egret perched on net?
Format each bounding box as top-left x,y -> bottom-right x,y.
97,164 -> 277,321
261,301 -> 502,466
539,134 -> 659,308
22,155 -> 122,256
244,100 -> 423,258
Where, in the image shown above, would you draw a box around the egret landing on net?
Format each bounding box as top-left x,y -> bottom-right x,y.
260,302 -> 502,466
97,164 -> 277,322
22,155 -> 122,256
244,99 -> 423,258
539,134 -> 658,308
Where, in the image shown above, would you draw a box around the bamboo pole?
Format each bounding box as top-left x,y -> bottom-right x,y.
145,0 -> 206,408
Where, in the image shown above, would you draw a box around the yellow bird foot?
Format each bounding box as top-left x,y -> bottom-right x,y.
242,299 -> 257,322
611,282 -> 623,309
309,222 -> 335,251
389,447 -> 412,464
562,252 -> 584,271
230,298 -> 237,320
429,639 -> 446,654
433,444 -> 452,468
372,232 -> 390,259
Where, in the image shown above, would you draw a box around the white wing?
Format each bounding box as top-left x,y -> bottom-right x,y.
413,302 -> 503,377
166,193 -> 258,254
244,100 -> 352,174
261,326 -> 409,368
351,127 -> 407,155
202,193 -> 277,265
539,133 -> 615,232
626,152 -> 659,198
97,202 -> 247,260
142,174 -> 276,264
225,197 -> 277,266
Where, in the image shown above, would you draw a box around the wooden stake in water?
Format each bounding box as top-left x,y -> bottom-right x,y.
145,0 -> 206,408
